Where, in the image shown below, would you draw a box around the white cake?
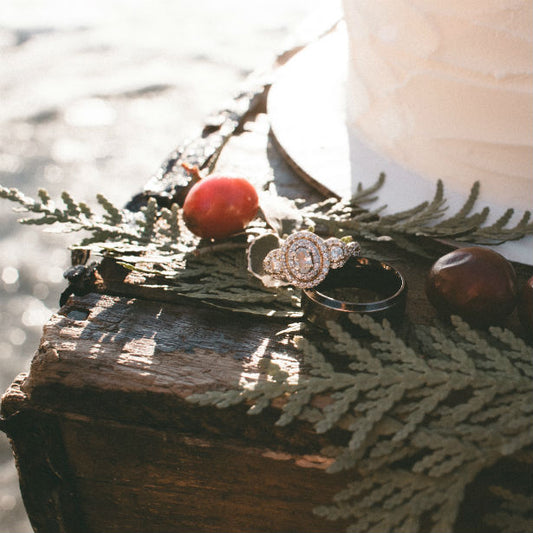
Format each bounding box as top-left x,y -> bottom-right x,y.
342,0 -> 533,212
267,1 -> 533,263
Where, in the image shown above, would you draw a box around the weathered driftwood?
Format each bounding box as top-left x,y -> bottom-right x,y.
2,293 -> 354,533
3,291 -> 530,533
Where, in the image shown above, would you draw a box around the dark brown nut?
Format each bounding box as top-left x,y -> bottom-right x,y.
518,276 -> 533,336
426,247 -> 517,327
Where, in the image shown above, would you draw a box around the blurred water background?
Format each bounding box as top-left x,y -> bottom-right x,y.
0,1 -> 332,530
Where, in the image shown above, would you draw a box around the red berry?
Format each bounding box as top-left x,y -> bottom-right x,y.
182,175 -> 259,240
425,247 -> 517,327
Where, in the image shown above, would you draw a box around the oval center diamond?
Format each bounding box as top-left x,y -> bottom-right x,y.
295,246 -> 314,274
282,231 -> 330,288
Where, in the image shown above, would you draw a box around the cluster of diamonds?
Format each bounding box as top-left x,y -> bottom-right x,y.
326,237 -> 361,269
263,248 -> 284,277
263,231 -> 360,289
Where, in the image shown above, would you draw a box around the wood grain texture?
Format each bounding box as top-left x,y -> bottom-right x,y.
2,293 -> 354,532
2,376 -> 90,533
24,293 -> 299,401
61,417 -> 351,533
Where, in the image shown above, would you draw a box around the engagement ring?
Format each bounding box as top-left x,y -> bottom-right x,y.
263,231 -> 361,289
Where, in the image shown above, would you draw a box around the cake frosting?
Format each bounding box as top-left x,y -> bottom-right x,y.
342,0 -> 533,212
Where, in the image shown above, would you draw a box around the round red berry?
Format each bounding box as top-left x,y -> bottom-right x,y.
182,175 -> 259,240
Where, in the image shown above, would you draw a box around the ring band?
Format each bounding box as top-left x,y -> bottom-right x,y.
302,257 -> 407,329
263,231 -> 361,289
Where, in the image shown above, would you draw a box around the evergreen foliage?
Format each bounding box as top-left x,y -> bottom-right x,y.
302,175 -> 533,258
1,177 -> 532,316
189,314 -> 533,533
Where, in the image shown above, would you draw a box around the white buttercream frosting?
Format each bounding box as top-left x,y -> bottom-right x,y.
342,0 -> 533,211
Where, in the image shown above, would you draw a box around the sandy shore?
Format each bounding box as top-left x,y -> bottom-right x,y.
0,1 -> 332,530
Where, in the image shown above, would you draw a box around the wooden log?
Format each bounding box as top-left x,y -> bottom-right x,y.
3,292 -> 531,533
2,293 -> 354,533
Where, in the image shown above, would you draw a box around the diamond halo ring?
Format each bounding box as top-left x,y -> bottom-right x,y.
263,231 -> 361,289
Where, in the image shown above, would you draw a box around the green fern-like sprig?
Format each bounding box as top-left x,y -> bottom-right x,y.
2,176 -> 532,316
483,485 -> 533,533
304,177 -> 533,256
1,185 -> 139,241
139,197 -> 158,240
96,193 -> 123,225
158,203 -> 181,247
187,314 -> 533,533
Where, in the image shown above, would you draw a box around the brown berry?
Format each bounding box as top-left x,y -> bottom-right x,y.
426,247 -> 517,327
